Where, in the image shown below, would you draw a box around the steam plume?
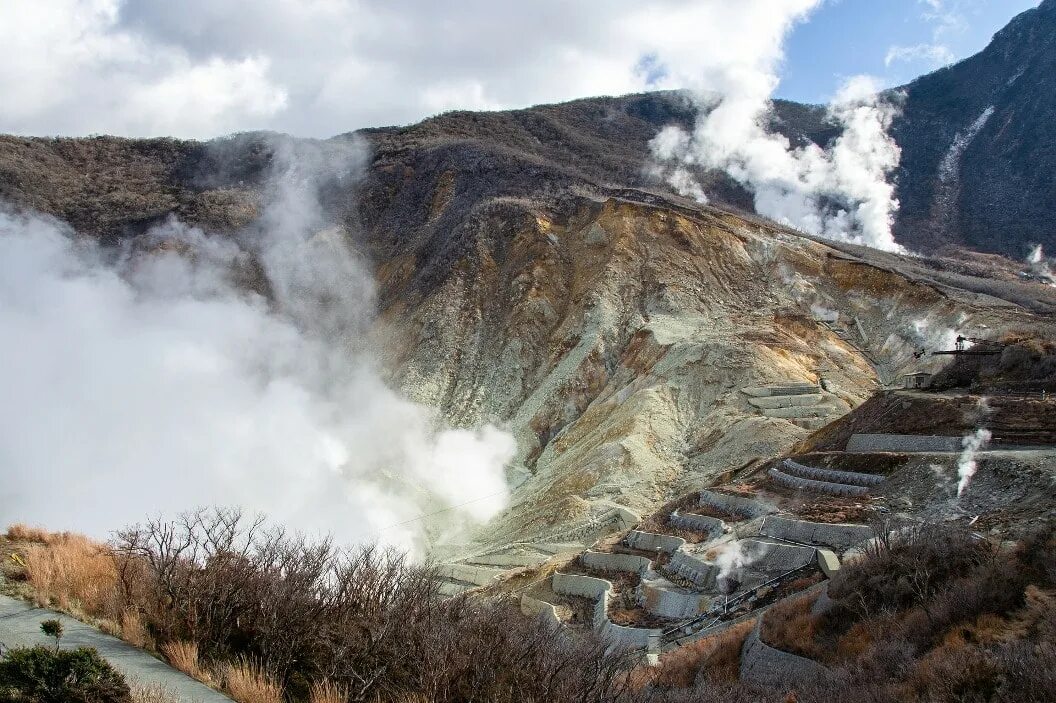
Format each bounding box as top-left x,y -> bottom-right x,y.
649,11 -> 904,253
1027,244 -> 1056,285
957,428 -> 991,497
0,137 -> 514,554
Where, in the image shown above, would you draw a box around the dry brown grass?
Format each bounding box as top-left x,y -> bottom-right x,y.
760,591 -> 826,661
162,641 -> 211,685
130,680 -> 185,703
5,523 -> 53,543
21,532 -> 119,616
637,619 -> 755,689
222,658 -> 284,703
121,607 -> 153,649
309,679 -> 349,703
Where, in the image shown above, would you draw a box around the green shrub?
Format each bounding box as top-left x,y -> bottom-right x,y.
0,645 -> 130,703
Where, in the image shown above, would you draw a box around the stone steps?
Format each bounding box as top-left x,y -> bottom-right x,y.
761,405 -> 834,419
742,383 -> 821,398
748,394 -> 825,409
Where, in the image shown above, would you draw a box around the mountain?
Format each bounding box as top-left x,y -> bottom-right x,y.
891,0 -> 1056,257
1,6 -> 1056,557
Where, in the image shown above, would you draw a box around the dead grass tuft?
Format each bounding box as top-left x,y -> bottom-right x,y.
130,680 -> 185,703
222,658 -> 284,703
22,532 -> 119,616
309,679 -> 349,703
5,523 -> 53,543
162,640 -> 210,685
121,607 -> 153,649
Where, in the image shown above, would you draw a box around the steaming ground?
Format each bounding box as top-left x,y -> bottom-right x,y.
0,139 -> 515,554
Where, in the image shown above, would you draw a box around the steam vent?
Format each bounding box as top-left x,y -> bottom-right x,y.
2,2 -> 1055,702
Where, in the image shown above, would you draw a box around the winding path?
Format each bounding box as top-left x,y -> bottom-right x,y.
0,595 -> 231,702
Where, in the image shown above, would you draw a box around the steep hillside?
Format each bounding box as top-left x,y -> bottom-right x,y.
891,0 -> 1056,256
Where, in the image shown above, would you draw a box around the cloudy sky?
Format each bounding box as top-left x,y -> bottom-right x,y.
0,0 -> 1039,139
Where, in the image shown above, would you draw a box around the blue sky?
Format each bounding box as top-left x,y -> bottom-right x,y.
780,0 -> 1041,103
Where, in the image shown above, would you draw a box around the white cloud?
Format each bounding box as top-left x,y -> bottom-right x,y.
885,43 -> 956,68
0,0 -> 878,139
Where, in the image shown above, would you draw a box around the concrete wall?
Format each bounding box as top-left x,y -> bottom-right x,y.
552,572 -> 662,652
436,563 -> 502,586
552,572 -> 610,600
665,549 -> 719,589
669,510 -> 726,537
740,617 -> 829,690
741,540 -> 816,574
625,530 -> 686,554
782,459 -> 885,487
698,490 -> 772,519
768,467 -> 870,497
846,433 -> 963,453
760,515 -> 874,552
520,595 -> 562,626
581,551 -> 652,575
640,577 -> 714,619
468,551 -> 549,568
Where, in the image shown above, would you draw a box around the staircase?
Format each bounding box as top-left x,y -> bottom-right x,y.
741,382 -> 841,431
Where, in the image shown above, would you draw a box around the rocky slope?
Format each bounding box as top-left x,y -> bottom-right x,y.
2,4 -> 1056,558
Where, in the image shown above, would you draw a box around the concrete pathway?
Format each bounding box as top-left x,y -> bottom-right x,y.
0,595 -> 231,702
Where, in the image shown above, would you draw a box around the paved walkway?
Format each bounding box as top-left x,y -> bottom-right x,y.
0,595 -> 231,702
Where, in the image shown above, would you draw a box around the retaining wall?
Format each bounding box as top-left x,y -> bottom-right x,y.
742,540 -> 817,574
846,433 -> 963,453
520,595 -> 562,626
740,617 -> 829,690
468,551 -> 549,568
581,551 -> 652,575
640,577 -> 714,619
768,467 -> 870,497
760,515 -> 874,552
742,384 -> 820,397
698,490 -> 772,519
668,510 -> 726,537
665,549 -> 719,589
552,572 -> 662,651
782,459 -> 885,487
436,563 -> 502,587
625,530 -> 686,554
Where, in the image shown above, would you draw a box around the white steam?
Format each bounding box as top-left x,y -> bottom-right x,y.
713,541 -> 753,592
1026,244 -> 1056,286
649,5 -> 904,252
0,138 -> 515,554
956,428 -> 991,497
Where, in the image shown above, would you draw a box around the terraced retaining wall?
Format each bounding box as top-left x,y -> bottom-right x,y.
581,551 -> 652,575
552,573 -> 662,651
668,510 -> 726,536
768,467 -> 871,497
740,617 -> 829,689
742,540 -> 817,574
783,459 -> 884,487
846,433 -> 963,453
640,576 -> 714,619
520,595 -> 561,626
760,516 -> 874,552
625,530 -> 686,554
698,490 -> 772,519
666,549 -> 719,589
